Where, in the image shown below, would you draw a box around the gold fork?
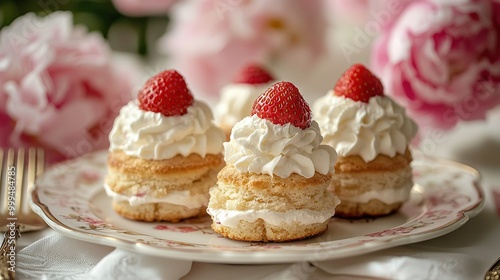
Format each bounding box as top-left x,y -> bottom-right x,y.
0,148 -> 46,232
0,148 -> 46,279
485,257 -> 500,280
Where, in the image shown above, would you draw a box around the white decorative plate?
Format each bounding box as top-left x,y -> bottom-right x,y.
30,150 -> 484,264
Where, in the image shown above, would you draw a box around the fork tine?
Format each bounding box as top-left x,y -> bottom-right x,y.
14,148 -> 25,216
23,148 -> 43,214
23,148 -> 37,214
0,148 -> 46,232
36,148 -> 44,176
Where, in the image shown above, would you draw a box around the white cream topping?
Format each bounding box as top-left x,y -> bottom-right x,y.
312,92 -> 418,162
338,181 -> 413,204
103,184 -> 208,208
109,101 -> 224,160
224,115 -> 337,178
206,205 -> 339,228
214,82 -> 273,129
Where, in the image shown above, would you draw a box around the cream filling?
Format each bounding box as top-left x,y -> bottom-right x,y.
103,184 -> 208,209
206,204 -> 339,228
338,181 -> 413,204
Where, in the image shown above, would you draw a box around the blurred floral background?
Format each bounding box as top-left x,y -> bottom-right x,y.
0,0 -> 171,54
1,0 -> 499,164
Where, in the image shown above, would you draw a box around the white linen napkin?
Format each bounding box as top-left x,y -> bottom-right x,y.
312,246 -> 481,280
88,249 -> 192,280
15,233 -> 192,280
10,233 -> 489,280
184,249 -> 480,280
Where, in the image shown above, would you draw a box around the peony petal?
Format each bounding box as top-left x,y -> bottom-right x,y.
0,12 -> 138,163
5,82 -> 53,135
0,56 -> 9,71
40,98 -> 107,152
388,1 -> 436,64
374,0 -> 500,137
4,74 -> 49,134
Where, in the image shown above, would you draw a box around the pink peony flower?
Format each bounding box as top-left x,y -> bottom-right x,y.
158,0 -> 329,100
371,0 -> 500,135
111,0 -> 177,16
0,12 -> 137,164
324,0 -> 415,25
369,0 -> 415,29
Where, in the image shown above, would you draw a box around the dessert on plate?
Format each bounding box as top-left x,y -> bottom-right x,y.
312,64 -> 418,218
214,63 -> 275,139
207,81 -> 340,242
105,70 -> 225,222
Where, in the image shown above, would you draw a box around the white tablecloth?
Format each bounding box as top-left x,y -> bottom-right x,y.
5,112 -> 500,280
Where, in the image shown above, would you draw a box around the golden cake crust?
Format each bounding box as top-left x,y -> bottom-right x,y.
335,149 -> 412,173
112,201 -> 207,222
217,165 -> 332,191
211,219 -> 328,242
105,150 -> 223,222
212,166 -> 334,212
107,150 -> 223,176
333,200 -> 403,218
208,166 -> 337,242
329,150 -> 413,218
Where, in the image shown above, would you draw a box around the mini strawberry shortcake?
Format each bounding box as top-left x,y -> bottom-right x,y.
313,64 -> 418,218
105,70 -> 225,222
208,81 -> 340,242
214,64 -> 276,139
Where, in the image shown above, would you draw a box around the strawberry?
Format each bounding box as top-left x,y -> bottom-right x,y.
137,70 -> 194,116
333,64 -> 384,103
233,64 -> 274,84
251,81 -> 311,129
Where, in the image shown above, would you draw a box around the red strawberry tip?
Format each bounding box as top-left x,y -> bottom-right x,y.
333,64 -> 384,103
137,69 -> 194,116
233,63 -> 274,85
251,81 -> 311,129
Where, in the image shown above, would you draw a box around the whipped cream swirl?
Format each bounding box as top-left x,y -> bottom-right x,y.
224,115 -> 337,178
109,101 -> 224,160
313,92 -> 418,162
214,82 -> 273,129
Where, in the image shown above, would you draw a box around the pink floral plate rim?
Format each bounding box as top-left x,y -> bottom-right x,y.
30,150 -> 484,264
